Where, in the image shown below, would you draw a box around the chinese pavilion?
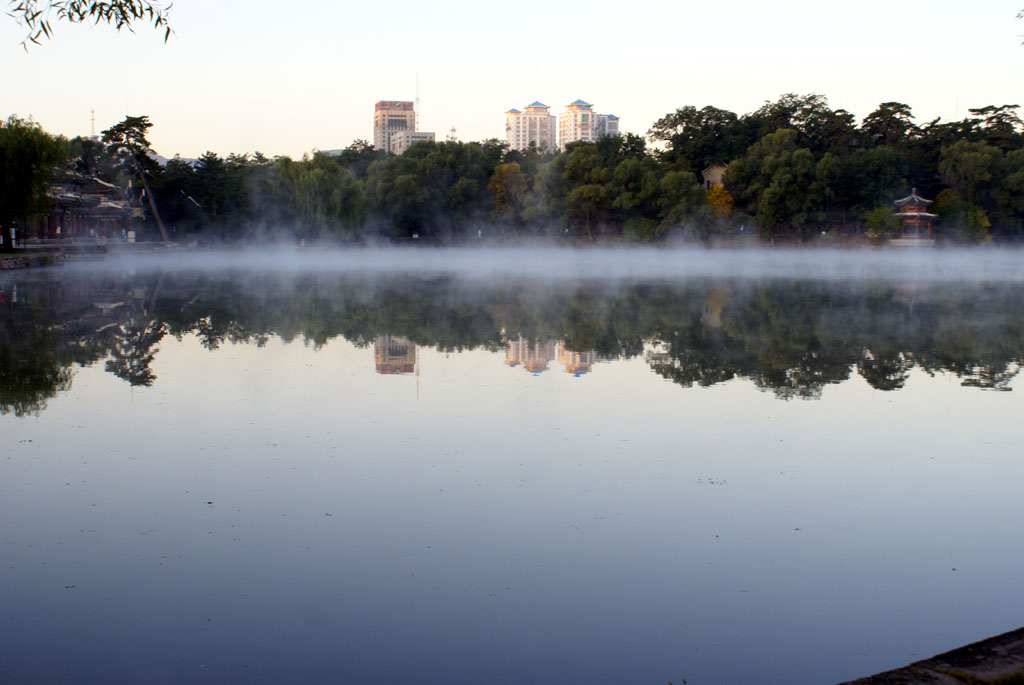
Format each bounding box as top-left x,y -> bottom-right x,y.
893,188 -> 937,240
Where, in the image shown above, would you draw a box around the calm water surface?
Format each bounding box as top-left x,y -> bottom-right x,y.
2,248 -> 1023,684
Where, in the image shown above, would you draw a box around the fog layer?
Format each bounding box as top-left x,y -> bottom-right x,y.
73,246 -> 1024,283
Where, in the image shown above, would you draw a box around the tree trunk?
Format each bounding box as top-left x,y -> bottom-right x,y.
137,173 -> 169,242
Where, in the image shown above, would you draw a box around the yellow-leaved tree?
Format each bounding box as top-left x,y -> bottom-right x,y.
706,184 -> 734,219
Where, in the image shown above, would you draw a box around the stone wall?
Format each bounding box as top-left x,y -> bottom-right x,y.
0,252 -> 65,270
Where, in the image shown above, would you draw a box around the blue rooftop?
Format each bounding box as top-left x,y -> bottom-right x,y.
528,101 -> 548,107
570,99 -> 592,106
506,108 -> 521,113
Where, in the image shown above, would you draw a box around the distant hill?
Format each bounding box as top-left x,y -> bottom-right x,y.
148,150 -> 198,167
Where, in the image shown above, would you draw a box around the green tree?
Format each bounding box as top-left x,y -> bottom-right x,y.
520,155 -> 567,233
607,156 -> 660,231
271,153 -> 365,239
938,139 -> 1002,205
862,205 -> 898,238
656,170 -> 707,238
0,115 -> 66,250
933,188 -> 992,241
992,149 -> 1024,229
968,104 -> 1024,151
194,151 -> 230,219
725,128 -> 821,237
101,114 -> 169,240
648,105 -> 752,174
487,162 -> 526,223
861,102 -> 918,146
748,93 -> 843,154
8,0 -> 171,46
153,155 -> 199,234
335,139 -> 384,177
562,143 -> 611,240
66,135 -> 111,176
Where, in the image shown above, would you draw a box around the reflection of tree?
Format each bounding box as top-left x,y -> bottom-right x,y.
958,363 -> 1020,391
648,329 -> 744,388
857,351 -> 915,391
104,307 -> 165,386
3,271 -> 1023,412
103,277 -> 167,387
723,285 -> 852,399
155,276 -> 1024,400
753,358 -> 851,401
0,326 -> 74,417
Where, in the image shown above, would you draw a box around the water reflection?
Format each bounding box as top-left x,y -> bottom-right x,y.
1,268 -> 1022,416
504,337 -> 610,376
505,336 -> 555,373
3,258 -> 1024,684
374,335 -> 417,375
103,279 -> 166,387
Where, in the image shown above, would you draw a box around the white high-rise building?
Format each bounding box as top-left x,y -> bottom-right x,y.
505,101 -> 557,152
595,113 -> 620,139
557,100 -> 620,150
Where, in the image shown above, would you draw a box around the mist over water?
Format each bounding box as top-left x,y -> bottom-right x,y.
70,245 -> 1024,283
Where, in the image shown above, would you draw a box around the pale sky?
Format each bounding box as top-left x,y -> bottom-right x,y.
2,0 -> 1022,159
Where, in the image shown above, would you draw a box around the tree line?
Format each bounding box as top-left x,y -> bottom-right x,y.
2,93 -> 1023,246
134,95 -> 1024,242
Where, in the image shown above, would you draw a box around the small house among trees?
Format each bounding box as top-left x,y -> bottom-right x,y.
893,188 -> 937,241
701,164 -> 728,190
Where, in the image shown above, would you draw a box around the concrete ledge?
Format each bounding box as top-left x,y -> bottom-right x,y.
841,627 -> 1024,684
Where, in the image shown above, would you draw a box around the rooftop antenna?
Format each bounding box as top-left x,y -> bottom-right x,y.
415,73 -> 421,131
90,109 -> 95,137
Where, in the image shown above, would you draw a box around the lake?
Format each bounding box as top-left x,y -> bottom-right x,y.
2,247 -> 1023,684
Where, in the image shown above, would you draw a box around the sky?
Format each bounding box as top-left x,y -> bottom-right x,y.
2,0 -> 1022,159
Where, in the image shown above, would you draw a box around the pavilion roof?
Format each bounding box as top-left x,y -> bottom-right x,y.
702,162 -> 729,174
894,188 -> 933,206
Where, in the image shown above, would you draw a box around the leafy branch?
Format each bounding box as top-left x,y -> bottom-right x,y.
6,1 -> 172,48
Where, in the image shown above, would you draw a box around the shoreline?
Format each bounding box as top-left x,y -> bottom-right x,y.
841,627 -> 1024,684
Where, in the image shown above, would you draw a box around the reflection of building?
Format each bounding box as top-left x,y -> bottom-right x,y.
374,335 -> 417,374
505,336 -> 556,373
505,102 -> 557,152
557,343 -> 595,376
893,188 -> 937,242
701,287 -> 731,329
